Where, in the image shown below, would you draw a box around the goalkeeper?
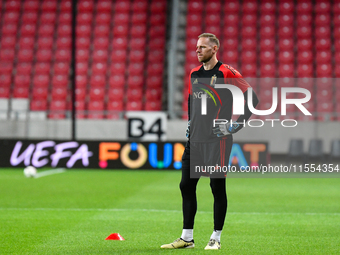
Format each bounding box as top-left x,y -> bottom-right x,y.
161,33 -> 258,250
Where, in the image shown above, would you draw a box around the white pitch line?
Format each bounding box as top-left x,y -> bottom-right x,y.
34,168 -> 66,178
0,207 -> 339,215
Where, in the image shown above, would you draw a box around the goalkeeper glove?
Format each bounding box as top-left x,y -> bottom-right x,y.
213,122 -> 239,137
186,120 -> 191,138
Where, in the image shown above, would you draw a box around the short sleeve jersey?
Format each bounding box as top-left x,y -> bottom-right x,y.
188,61 -> 250,142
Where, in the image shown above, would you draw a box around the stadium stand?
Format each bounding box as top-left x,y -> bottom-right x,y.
0,0 -> 167,120
182,0 -> 339,121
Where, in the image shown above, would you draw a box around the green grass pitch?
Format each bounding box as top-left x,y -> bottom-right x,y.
0,168 -> 339,254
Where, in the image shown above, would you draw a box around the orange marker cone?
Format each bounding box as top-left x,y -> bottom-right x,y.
105,233 -> 125,240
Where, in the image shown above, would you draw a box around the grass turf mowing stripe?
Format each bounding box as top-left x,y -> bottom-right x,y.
1,207 -> 340,215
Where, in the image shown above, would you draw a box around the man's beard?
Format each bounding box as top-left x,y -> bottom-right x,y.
200,54 -> 213,63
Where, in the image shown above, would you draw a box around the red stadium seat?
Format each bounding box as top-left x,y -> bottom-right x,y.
205,14 -> 220,26
22,12 -> 38,24
223,14 -> 239,27
315,26 -> 331,38
260,63 -> 276,77
297,38 -> 313,51
0,62 -> 13,75
315,14 -> 330,26
127,88 -> 143,101
94,25 -> 110,37
278,51 -> 294,64
297,51 -> 313,64
259,25 -> 275,38
90,75 -> 106,87
4,12 -> 20,23
131,25 -> 147,37
0,49 -> 16,62
316,51 -> 332,64
278,26 -> 294,38
75,100 -> 86,119
97,1 -> 112,13
77,13 -> 93,25
76,37 -> 91,49
146,76 -> 163,88
92,49 -> 108,62
297,14 -> 312,26
259,14 -> 275,26
151,1 -> 166,14
315,38 -> 331,51
149,38 -> 166,50
241,63 -> 257,77
127,63 -> 144,76
2,23 -> 18,36
260,38 -> 275,51
241,26 -> 257,38
49,100 -> 67,119
145,88 -> 162,101
78,0 -> 94,12
59,13 -> 71,24
127,75 -> 144,88
36,49 -> 53,62
34,63 -> 51,75
296,1 -> 312,14
108,74 -> 125,89
315,1 -> 330,14
278,64 -> 295,77
112,37 -> 128,49
32,75 -> 50,87
241,38 -> 257,51
126,101 -> 143,111
52,75 -> 68,87
296,26 -> 312,39
92,62 -> 107,75
75,62 -> 88,75
113,13 -> 129,25
55,49 -> 71,62
76,24 -> 92,37
316,64 -> 332,77
58,24 -> 72,36
144,100 -> 162,111
108,88 -> 124,101
32,86 -> 48,100
186,26 -> 202,38
89,87 -> 105,101
23,1 -> 40,12
14,75 -> 30,87
76,49 -> 90,62
42,1 -> 57,12
129,50 -> 145,63
17,49 -> 34,62
30,99 -> 48,111
279,1 -> 294,14
129,38 -> 146,50
187,0 -> 204,13
96,13 -> 111,25
0,74 -> 12,87
242,1 -> 258,14
5,0 -> 21,11
40,12 -> 57,24
107,101 -> 123,119
111,50 -> 127,62
334,52 -> 340,64
37,37 -> 54,49
278,38 -> 294,51
241,51 -> 256,64
75,88 -> 86,101
131,13 -> 147,24
93,37 -> 109,49
12,86 -> 29,98
1,36 -> 16,49
223,0 -> 240,13
20,24 -> 36,36
260,51 -> 276,64
278,77 -> 295,88
51,86 -> 68,100
148,50 -> 165,64
132,0 -> 148,13
278,14 -> 294,26
206,0 -> 221,13
297,64 -> 314,77
110,63 -> 126,75
56,37 -> 71,49
150,14 -> 166,26
76,75 -> 88,88
222,38 -> 238,51
260,2 -> 276,14
242,14 -> 257,26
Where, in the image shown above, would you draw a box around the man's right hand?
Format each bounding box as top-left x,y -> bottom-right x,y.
186,120 -> 191,138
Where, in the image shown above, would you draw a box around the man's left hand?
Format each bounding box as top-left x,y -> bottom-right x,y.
213,122 -> 239,137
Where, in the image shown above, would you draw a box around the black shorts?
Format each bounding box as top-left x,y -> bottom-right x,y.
182,136 -> 233,178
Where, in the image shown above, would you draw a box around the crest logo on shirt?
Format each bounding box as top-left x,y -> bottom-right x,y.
210,75 -> 217,86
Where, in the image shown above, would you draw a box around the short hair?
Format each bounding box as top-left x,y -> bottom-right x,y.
198,33 -> 220,49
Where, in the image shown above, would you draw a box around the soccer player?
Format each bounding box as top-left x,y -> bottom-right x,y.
161,33 -> 259,250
